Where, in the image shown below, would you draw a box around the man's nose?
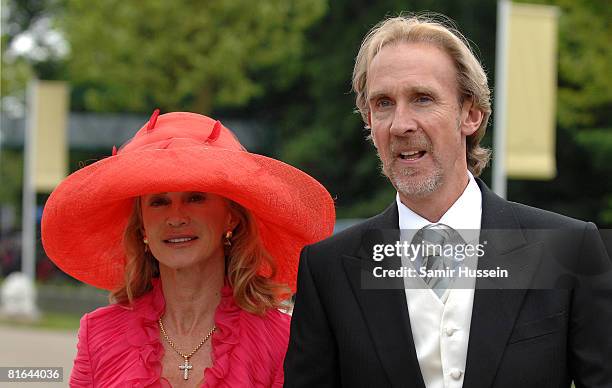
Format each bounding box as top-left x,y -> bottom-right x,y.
166,205 -> 189,227
389,103 -> 417,136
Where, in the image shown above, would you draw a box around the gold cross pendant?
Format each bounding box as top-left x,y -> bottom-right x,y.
179,357 -> 193,380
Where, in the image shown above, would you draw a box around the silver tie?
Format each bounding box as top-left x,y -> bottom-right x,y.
411,223 -> 465,298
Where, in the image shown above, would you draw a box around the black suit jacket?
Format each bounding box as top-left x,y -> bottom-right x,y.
284,180 -> 612,388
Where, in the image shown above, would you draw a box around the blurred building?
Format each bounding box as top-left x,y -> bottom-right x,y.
1,112 -> 265,152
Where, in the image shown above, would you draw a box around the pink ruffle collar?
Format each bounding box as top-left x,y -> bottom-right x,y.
123,278 -> 242,387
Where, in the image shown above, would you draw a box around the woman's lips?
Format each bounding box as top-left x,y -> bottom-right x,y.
163,236 -> 198,246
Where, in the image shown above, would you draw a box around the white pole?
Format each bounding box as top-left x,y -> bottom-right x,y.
492,0 -> 510,198
21,80 -> 37,281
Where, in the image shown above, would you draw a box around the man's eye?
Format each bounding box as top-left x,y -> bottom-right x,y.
376,99 -> 393,108
415,95 -> 433,104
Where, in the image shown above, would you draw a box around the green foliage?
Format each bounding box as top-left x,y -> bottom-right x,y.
602,197 -> 612,225
62,0 -> 326,113
574,129 -> 612,173
574,128 -> 612,223
0,36 -> 34,99
515,0 -> 612,129
553,0 -> 612,226
0,150 -> 23,219
1,0 -> 67,98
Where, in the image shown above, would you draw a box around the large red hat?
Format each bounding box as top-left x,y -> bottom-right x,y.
41,111 -> 335,291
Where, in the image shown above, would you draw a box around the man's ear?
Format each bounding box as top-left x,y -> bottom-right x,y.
367,111 -> 378,148
460,99 -> 483,137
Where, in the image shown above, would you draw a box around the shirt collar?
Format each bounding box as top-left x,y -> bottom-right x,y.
396,172 -> 482,239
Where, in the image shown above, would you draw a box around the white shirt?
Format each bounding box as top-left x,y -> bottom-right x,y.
397,172 -> 482,388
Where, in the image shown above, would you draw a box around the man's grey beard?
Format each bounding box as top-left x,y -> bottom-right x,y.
380,158 -> 443,198
374,117 -> 462,198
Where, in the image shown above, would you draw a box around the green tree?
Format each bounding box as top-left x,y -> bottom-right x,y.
1,0 -> 66,104
62,0 -> 326,113
0,150 -> 23,214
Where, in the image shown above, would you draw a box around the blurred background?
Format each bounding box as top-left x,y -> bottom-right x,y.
0,0 -> 610,377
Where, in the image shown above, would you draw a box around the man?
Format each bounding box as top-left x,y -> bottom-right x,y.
284,15 -> 611,388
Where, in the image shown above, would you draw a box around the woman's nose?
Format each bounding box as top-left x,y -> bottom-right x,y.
166,206 -> 189,227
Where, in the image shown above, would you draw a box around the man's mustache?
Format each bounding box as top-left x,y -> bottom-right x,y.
389,135 -> 433,153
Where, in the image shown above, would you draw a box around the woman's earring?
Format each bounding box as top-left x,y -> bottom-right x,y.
143,237 -> 149,252
224,231 -> 233,247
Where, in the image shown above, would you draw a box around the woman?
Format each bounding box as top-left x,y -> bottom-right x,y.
41,111 -> 335,387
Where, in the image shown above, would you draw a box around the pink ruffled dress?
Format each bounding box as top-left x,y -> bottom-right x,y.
70,279 -> 290,387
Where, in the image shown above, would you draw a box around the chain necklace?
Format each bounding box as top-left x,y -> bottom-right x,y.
158,317 -> 216,380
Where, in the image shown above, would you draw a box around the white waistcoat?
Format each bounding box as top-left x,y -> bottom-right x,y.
396,172 -> 482,388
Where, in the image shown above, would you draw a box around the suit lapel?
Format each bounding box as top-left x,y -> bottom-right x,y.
342,204 -> 427,388
463,179 -> 543,388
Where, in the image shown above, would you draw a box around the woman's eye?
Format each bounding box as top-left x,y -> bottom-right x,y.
149,198 -> 168,207
188,193 -> 206,203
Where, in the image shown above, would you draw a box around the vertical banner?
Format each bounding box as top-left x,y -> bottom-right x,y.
21,80 -> 69,285
504,2 -> 559,179
30,81 -> 69,191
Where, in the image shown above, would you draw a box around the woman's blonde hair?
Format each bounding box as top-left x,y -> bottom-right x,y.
352,14 -> 492,176
111,197 -> 289,315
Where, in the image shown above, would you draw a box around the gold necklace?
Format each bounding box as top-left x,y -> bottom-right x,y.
158,317 -> 216,381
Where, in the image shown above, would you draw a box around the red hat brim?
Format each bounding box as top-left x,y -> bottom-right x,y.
41,145 -> 335,292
